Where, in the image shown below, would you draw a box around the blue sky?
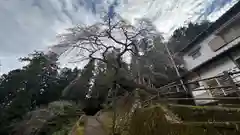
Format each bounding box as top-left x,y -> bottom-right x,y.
0,0 -> 238,74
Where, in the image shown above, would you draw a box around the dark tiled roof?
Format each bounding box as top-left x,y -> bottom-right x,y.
179,1 -> 240,53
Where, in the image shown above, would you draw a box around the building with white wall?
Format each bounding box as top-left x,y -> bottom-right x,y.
179,1 -> 240,104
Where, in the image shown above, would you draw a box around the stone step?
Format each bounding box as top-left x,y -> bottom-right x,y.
218,103 -> 240,108
167,104 -> 240,122
128,105 -> 240,135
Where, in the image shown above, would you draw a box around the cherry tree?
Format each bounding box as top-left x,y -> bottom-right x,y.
51,14 -> 166,95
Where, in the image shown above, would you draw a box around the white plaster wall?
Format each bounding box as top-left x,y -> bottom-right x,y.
192,89 -> 214,105
198,56 -> 236,79
183,35 -> 240,71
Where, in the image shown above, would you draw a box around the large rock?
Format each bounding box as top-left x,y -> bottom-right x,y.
12,109 -> 54,135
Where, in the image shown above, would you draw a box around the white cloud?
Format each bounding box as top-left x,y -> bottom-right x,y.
0,0 -> 96,73
0,55 -> 25,75
0,0 -> 238,73
118,0 -> 238,38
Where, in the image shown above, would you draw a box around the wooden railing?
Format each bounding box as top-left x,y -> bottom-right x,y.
147,70 -> 240,105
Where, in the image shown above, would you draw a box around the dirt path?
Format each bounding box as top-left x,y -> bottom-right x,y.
84,116 -> 107,135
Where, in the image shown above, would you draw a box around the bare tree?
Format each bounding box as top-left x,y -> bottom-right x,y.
54,15 -> 155,65
51,14 -> 170,95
